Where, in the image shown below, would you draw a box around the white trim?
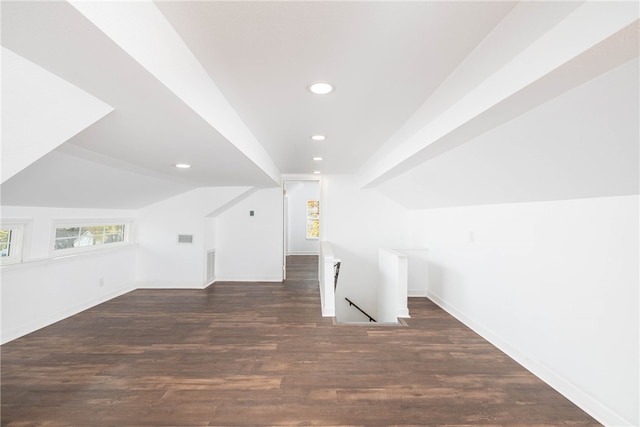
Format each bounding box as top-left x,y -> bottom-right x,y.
408,290 -> 429,297
0,222 -> 26,265
136,280 -> 207,289
1,243 -> 138,273
426,290 -> 634,427
281,174 -> 321,182
213,275 -> 283,282
287,251 -> 319,256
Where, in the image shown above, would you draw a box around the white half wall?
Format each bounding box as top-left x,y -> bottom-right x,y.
411,195 -> 639,426
214,188 -> 283,282
377,248 -> 408,322
284,180 -> 319,255
321,175 -> 409,322
1,247 -> 136,344
0,205 -> 138,343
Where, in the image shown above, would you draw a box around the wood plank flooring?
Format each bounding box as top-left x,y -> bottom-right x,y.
1,256 -> 599,426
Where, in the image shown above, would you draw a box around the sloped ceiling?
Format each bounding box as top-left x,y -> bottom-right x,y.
377,57 -> 639,209
1,47 -> 113,184
1,1 -> 638,209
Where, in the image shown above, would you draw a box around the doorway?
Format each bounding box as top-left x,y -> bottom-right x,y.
283,179 -> 321,280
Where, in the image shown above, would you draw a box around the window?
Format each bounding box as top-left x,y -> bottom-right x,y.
1,225 -> 23,265
306,200 -> 320,239
53,223 -> 127,253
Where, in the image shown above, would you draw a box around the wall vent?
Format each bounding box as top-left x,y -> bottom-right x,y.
177,234 -> 193,244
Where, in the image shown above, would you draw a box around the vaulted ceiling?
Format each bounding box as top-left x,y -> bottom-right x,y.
1,1 -> 638,209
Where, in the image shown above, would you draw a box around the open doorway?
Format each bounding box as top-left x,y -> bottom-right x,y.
283,179 -> 320,281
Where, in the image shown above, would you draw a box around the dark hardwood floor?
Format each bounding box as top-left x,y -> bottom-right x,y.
285,255 -> 318,281
1,256 -> 599,426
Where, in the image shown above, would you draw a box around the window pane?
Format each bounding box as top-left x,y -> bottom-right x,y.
54,224 -> 126,251
73,231 -> 94,247
307,200 -> 320,218
1,230 -> 13,257
104,233 -> 123,243
0,229 -> 11,245
104,225 -> 124,234
81,226 -> 104,236
55,238 -> 76,250
56,227 -> 80,239
306,219 -> 319,239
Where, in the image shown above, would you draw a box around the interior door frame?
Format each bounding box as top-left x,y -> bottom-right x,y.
282,175 -> 323,281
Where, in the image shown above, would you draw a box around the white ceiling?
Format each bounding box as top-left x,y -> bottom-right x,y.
155,1 -> 515,174
1,1 -> 277,188
1,1 -> 638,209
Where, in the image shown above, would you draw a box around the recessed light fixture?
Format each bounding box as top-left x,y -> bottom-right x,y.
175,163 -> 191,169
308,81 -> 333,95
313,157 -> 323,161
313,171 -> 321,175
311,135 -> 326,141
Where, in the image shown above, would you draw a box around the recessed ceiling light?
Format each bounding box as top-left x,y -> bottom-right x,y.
313,171 -> 321,174
175,163 -> 191,169
313,157 -> 323,161
308,81 -> 333,95
311,135 -> 326,141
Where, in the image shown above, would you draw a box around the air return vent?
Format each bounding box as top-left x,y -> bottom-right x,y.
177,234 -> 193,244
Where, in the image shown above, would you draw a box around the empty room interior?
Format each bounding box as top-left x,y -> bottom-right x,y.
1,1 -> 638,426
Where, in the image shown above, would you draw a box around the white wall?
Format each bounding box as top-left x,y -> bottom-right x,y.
398,249 -> 429,297
411,195 -> 639,426
214,187 -> 283,282
0,205 -> 137,343
321,175 -> 409,322
136,186 -> 251,288
377,248 -> 408,322
285,180 -> 319,255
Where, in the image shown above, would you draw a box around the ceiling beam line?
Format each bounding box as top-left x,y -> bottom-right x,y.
357,2 -> 639,189
68,0 -> 281,186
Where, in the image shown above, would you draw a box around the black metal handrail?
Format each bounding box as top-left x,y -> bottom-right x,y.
334,261 -> 341,290
345,297 -> 376,322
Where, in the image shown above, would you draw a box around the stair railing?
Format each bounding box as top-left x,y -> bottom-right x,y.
334,261 -> 341,290
345,297 -> 377,322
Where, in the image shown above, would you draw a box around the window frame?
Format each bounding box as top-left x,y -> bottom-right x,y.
51,219 -> 133,256
0,223 -> 25,266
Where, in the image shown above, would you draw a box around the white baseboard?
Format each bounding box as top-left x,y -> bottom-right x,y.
397,308 -> 410,318
426,291 -> 633,427
135,281 -> 207,289
213,275 -> 283,282
287,251 -> 319,256
408,290 -> 428,297
1,284 -> 135,344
